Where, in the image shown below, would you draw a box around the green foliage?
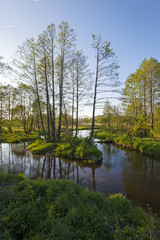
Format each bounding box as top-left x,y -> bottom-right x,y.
95,129 -> 160,158
75,138 -> 102,161
55,143 -> 74,158
94,130 -> 118,141
116,135 -> 160,157
0,131 -> 39,143
121,58 -> 160,136
0,173 -> 159,240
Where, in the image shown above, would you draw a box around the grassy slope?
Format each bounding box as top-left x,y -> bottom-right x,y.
0,173 -> 159,240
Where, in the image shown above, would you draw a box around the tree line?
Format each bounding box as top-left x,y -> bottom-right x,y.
99,57 -> 160,137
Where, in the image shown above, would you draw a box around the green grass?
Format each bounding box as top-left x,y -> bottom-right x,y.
115,135 -> 160,157
94,129 -> 160,158
94,131 -> 119,141
0,131 -> 40,143
28,138 -> 102,163
0,173 -> 159,240
28,139 -> 57,154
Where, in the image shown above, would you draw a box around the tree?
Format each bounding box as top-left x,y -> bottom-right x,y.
0,56 -> 10,74
122,57 -> 160,136
47,24 -> 56,140
0,57 -> 11,132
90,34 -> 119,139
37,31 -> 51,140
13,38 -> 46,138
145,58 -> 160,131
69,50 -> 92,137
56,21 -> 76,140
103,100 -> 113,128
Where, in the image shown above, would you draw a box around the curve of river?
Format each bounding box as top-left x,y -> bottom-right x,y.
0,130 -> 160,213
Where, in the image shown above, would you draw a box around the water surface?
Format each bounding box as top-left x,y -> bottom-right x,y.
0,132 -> 160,212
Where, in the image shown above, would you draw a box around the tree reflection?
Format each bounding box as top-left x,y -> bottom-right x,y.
121,151 -> 160,212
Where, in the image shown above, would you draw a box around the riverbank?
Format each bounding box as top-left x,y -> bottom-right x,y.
0,173 -> 159,240
94,131 -> 160,158
28,137 -> 102,163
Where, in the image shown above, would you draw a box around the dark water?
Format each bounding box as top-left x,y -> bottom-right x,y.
0,131 -> 160,213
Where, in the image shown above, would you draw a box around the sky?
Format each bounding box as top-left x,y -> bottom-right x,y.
0,0 -> 160,116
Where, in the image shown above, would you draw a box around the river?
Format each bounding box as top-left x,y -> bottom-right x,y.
0,130 -> 160,213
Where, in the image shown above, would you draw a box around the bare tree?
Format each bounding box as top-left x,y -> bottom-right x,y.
56,21 -> 76,140
90,34 -> 119,139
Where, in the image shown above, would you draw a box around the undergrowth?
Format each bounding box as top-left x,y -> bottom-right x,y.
0,131 -> 39,143
0,173 -> 159,240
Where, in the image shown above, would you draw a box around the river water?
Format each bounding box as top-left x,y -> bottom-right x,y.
0,130 -> 160,212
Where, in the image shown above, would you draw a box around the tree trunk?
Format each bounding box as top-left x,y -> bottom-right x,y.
44,55 -> 50,141
90,49 -> 99,140
150,71 -> 154,131
75,63 -> 79,137
58,55 -> 64,141
51,34 -> 55,141
33,52 -> 46,139
64,103 -> 69,138
143,77 -> 147,136
72,84 -> 74,133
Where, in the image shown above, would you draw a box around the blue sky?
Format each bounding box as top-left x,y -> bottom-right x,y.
0,0 -> 160,115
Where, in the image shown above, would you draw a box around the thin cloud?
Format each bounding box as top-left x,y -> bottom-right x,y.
33,0 -> 41,2
4,25 -> 16,29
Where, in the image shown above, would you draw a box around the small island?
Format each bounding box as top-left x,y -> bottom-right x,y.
27,137 -> 102,163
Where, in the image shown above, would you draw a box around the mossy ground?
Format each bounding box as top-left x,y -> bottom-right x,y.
0,173 -> 159,240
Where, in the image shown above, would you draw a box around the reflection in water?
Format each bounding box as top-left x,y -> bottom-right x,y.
121,150 -> 160,212
0,139 -> 160,212
0,143 -> 98,194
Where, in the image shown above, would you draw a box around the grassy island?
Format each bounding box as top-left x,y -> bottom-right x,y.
28,137 -> 102,163
0,173 -> 159,240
